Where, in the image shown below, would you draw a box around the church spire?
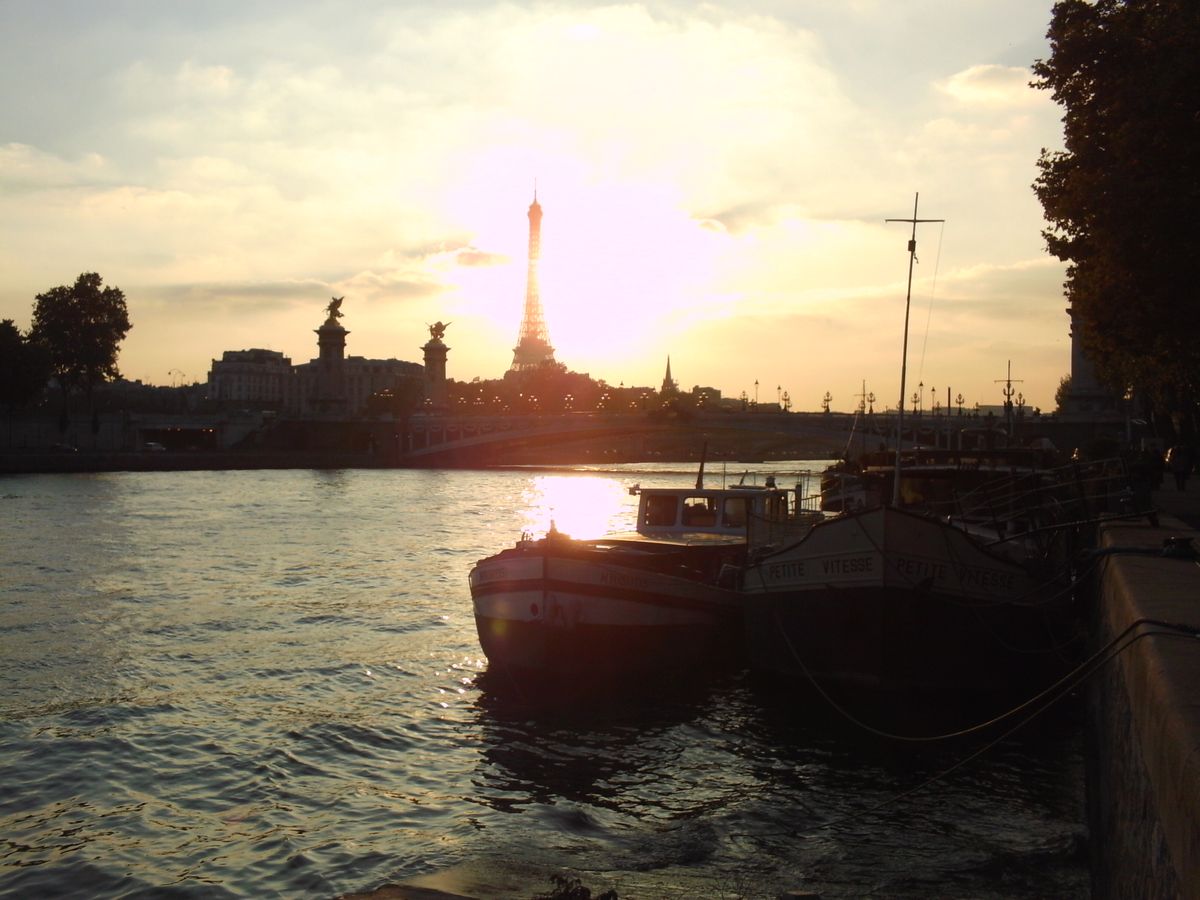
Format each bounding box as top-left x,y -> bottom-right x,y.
661,356 -> 677,395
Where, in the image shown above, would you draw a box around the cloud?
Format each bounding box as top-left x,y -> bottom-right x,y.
453,248 -> 508,267
936,64 -> 1040,108
138,279 -> 328,313
0,143 -> 113,191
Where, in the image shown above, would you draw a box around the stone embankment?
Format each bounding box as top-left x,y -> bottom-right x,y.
1089,480 -> 1200,898
0,450 -> 386,475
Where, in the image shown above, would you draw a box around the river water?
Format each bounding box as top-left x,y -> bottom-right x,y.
0,465 -> 1088,898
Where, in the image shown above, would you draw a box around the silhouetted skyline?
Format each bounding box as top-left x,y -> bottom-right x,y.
0,2 -> 1067,410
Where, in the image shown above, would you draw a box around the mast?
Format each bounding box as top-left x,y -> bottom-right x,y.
855,379 -> 868,458
995,360 -> 1023,446
885,193 -> 944,506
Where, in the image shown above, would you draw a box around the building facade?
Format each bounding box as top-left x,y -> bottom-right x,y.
208,349 -> 295,408
206,301 -> 424,416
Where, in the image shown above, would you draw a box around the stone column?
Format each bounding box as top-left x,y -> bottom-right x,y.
315,316 -> 348,414
423,336 -> 449,410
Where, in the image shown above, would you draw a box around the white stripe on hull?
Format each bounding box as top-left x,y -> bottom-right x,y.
469,546 -> 741,675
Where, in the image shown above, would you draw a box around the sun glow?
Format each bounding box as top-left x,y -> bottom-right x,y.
441,171 -> 738,383
519,475 -> 634,540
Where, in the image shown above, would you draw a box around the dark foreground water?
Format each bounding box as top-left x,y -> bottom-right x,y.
0,466 -> 1088,898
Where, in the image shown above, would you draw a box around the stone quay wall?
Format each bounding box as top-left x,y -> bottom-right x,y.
1088,506 -> 1200,898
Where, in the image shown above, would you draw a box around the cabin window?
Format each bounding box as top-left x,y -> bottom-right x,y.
682,496 -> 717,527
721,498 -> 749,528
766,494 -> 791,521
643,495 -> 678,527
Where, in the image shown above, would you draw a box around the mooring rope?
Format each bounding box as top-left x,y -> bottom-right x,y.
774,613 -> 1199,835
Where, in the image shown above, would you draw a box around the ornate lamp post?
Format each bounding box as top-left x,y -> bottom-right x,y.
956,393 -> 964,416
867,392 -> 876,446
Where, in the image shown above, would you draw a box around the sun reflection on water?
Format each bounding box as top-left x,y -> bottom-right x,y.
519,475 -> 635,540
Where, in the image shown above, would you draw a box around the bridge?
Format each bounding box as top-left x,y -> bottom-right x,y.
2,406 -> 1107,473
401,410 -> 877,466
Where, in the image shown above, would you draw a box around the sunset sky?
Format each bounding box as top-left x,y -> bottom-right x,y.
1,1 -> 1070,412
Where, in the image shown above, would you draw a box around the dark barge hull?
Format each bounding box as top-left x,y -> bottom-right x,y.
741,506 -> 1079,700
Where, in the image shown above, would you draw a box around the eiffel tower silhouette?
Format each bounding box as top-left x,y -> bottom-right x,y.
510,191 -> 556,372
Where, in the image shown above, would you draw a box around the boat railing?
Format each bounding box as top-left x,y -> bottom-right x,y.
927,456 -> 1152,550
745,482 -> 827,550
792,474 -> 827,515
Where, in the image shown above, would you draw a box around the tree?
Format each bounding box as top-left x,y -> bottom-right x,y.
1032,0 -> 1200,434
30,273 -> 132,416
1054,373 -> 1072,413
0,319 -> 51,412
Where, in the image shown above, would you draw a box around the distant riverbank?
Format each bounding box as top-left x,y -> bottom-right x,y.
0,449 -> 389,475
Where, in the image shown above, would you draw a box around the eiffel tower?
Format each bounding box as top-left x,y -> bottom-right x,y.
510,191 -> 556,372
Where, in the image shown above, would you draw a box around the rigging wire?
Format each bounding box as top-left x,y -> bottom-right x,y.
915,220 -> 946,391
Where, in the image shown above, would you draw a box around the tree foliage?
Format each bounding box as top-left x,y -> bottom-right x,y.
30,273 -> 132,405
1032,0 -> 1200,429
0,319 -> 51,412
1054,373 -> 1072,413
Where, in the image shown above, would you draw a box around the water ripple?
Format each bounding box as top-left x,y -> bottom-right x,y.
0,469 -> 1088,899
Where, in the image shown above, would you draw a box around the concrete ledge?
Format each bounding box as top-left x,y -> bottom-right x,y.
1091,513 -> 1200,897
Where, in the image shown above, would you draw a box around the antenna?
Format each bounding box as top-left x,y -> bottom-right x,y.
885,193 -> 945,506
